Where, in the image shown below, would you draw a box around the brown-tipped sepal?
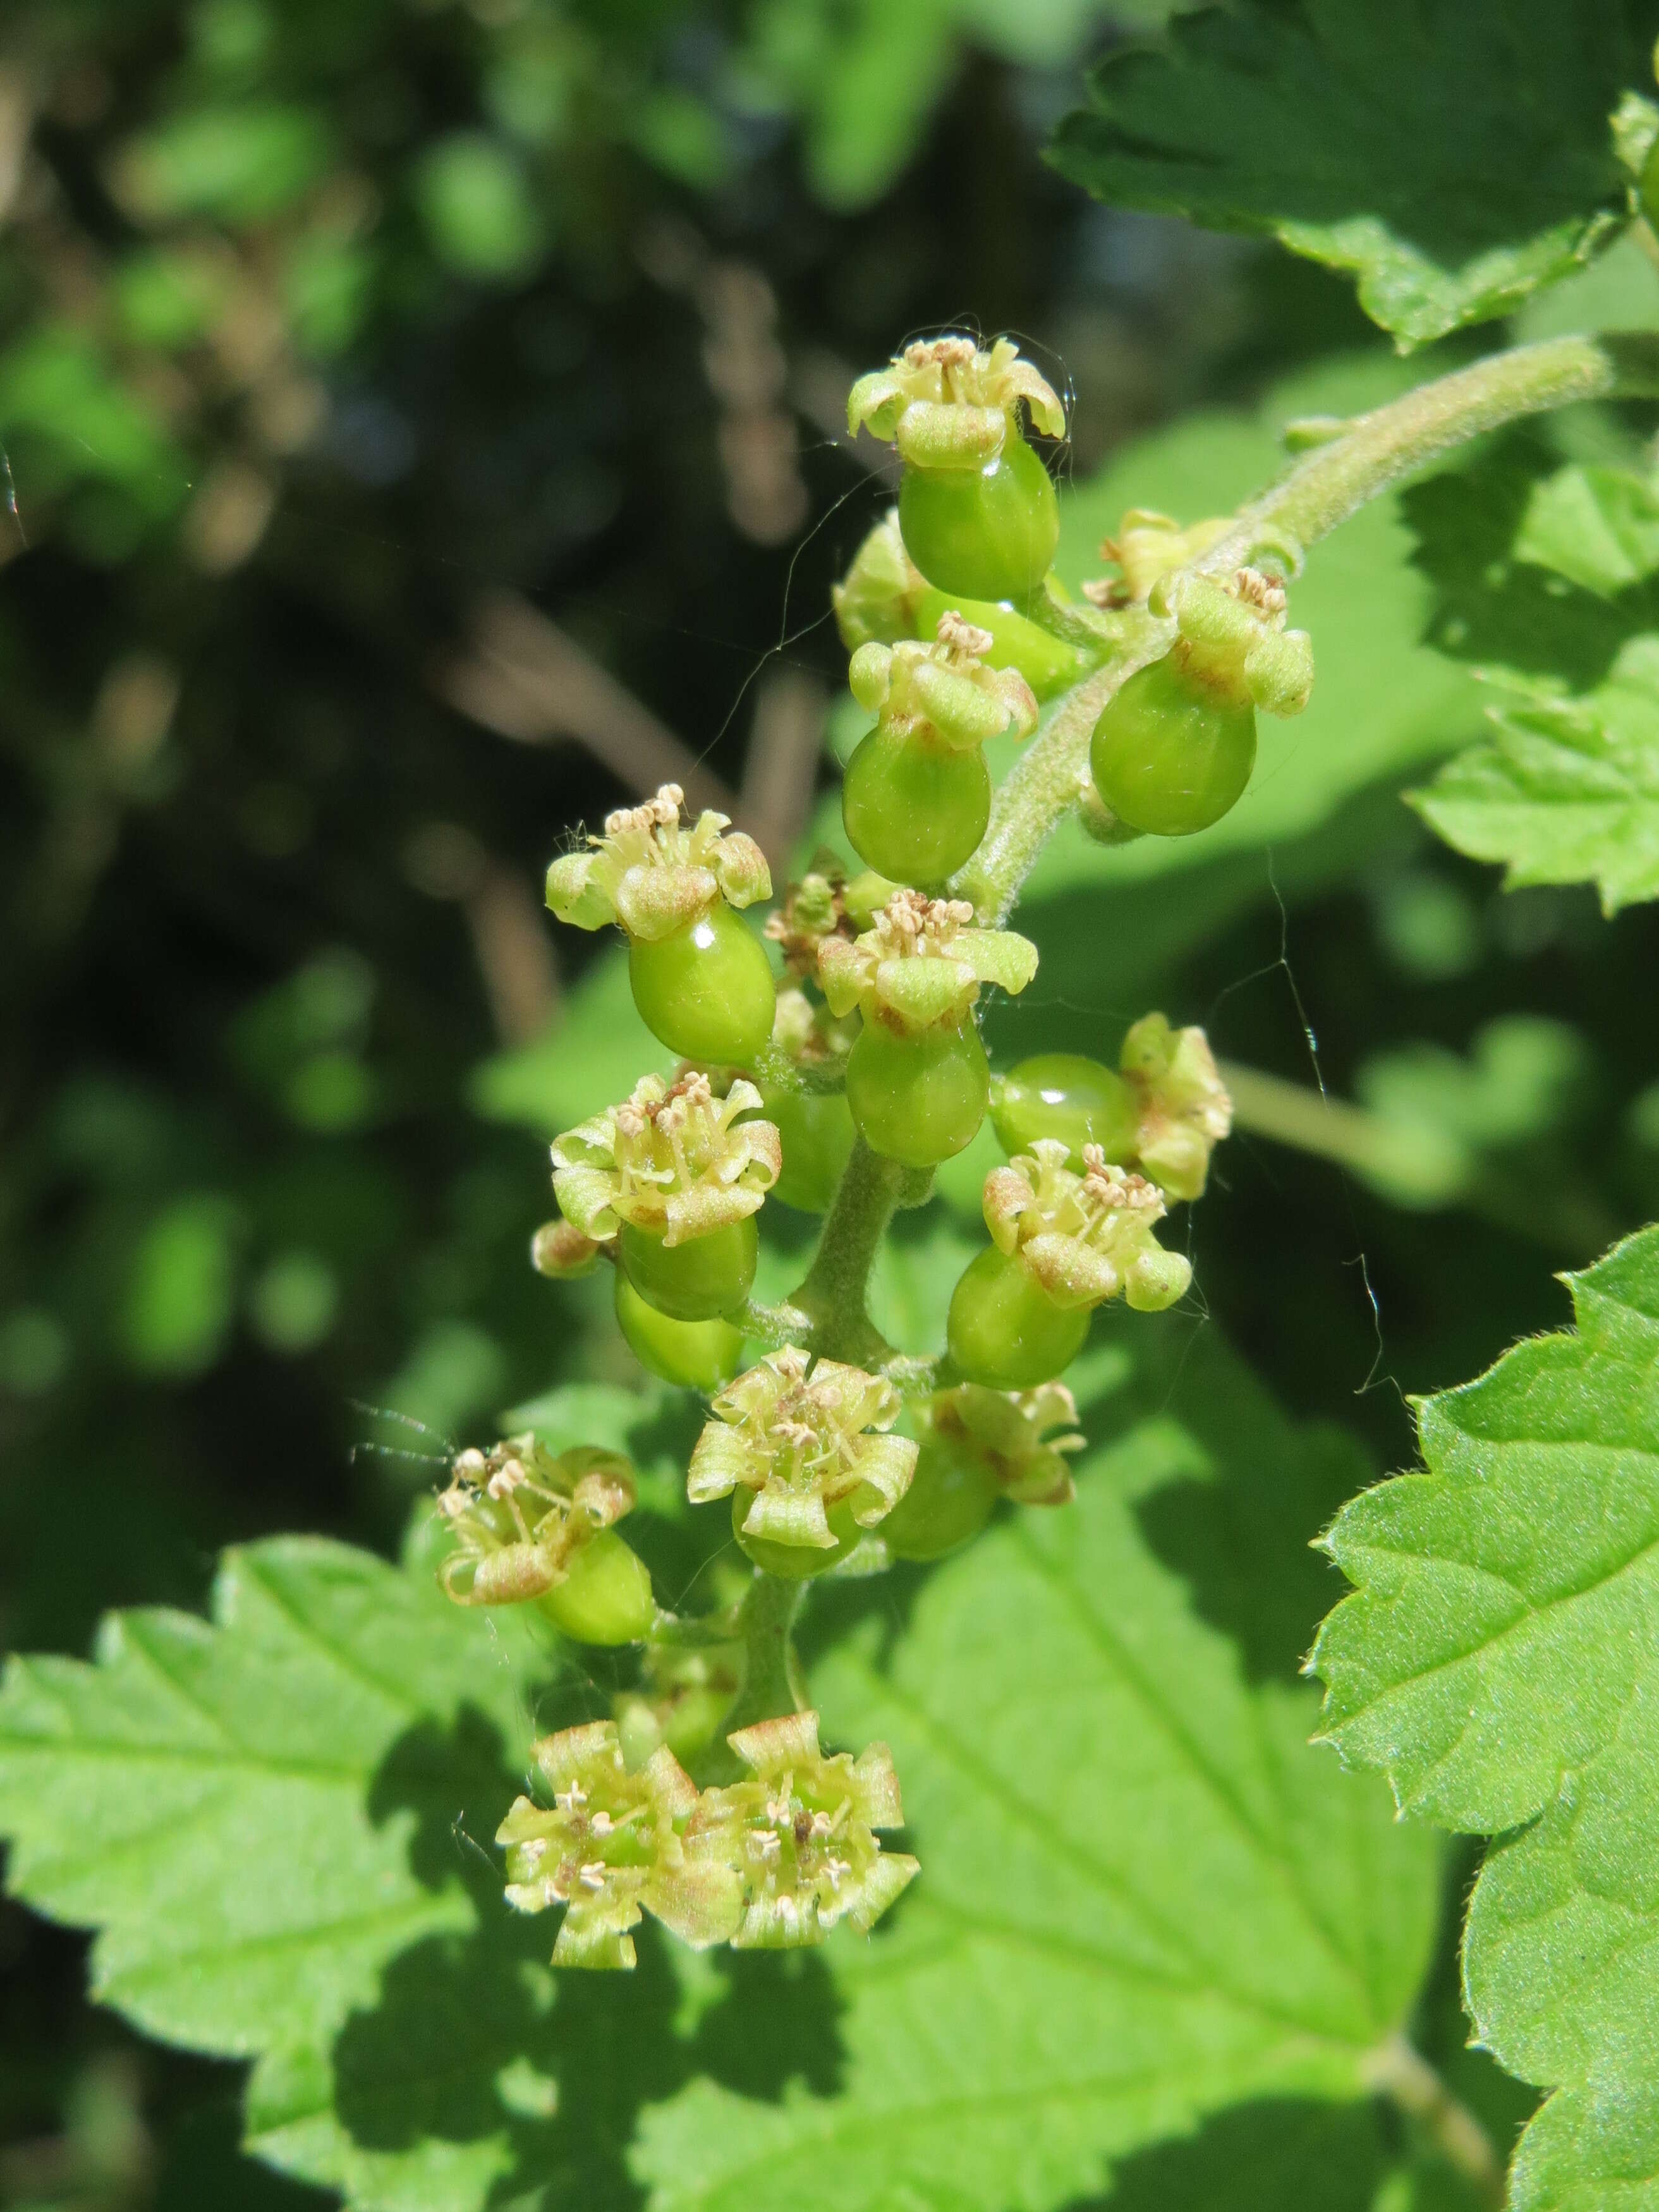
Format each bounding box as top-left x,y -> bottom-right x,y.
817,890 -> 1036,1038
848,336 -> 1064,471
497,1722 -> 741,1969
437,1439 -> 636,1606
551,1071 -> 781,1248
983,1139 -> 1191,1313
688,1710 -> 918,1948
849,610 -> 1037,755
928,1380 -> 1086,1506
545,784 -> 771,942
687,1347 -> 918,1551
1119,1014 -> 1232,1202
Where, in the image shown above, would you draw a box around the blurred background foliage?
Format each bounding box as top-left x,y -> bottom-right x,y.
6,0 -> 1659,2204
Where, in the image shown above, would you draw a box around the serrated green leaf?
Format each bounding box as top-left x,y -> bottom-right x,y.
1049,0 -> 1641,347
0,1536 -> 556,2209
1412,636 -> 1659,913
1313,1222 -> 1659,2210
634,1323 -> 1442,2212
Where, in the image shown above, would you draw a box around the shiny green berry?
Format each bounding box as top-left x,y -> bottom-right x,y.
842,726 -> 991,885
1089,656 -> 1256,837
539,1529 -> 656,1644
731,1490 -> 863,1579
990,1052 -> 1139,1170
619,1215 -> 757,1322
946,1246 -> 1088,1389
899,437 -> 1059,604
846,1018 -> 989,1167
628,906 -> 776,1066
614,1271 -> 744,1390
880,1436 -> 999,1559
758,1081 -> 856,1213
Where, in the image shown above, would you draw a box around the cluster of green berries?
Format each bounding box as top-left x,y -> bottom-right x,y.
436,329 -> 1270,1971
497,1710 -> 916,1969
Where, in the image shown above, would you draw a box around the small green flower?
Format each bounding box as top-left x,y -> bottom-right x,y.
849,611 -> 1038,755
848,335 -> 1064,471
1119,1013 -> 1232,1201
983,1140 -> 1191,1313
688,1710 -> 918,1948
818,890 -> 1037,1038
551,1071 -> 781,1248
436,1438 -> 636,1606
928,1380 -> 1085,1506
1085,507 -> 1233,610
763,856 -> 896,984
545,783 -> 770,940
688,1347 -> 918,1552
830,509 -> 930,650
498,1721 -> 741,1969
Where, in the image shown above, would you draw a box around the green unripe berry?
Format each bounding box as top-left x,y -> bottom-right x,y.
846,1018 -> 989,1167
628,906 -> 776,1066
731,1490 -> 863,1579
880,1437 -> 999,1559
946,1246 -> 1090,1390
758,1081 -> 857,1213
1089,656 -> 1256,837
990,1053 -> 1139,1170
538,1529 -> 656,1644
619,1215 -> 758,1322
899,437 -> 1059,604
614,1271 -> 744,1390
842,726 -> 992,885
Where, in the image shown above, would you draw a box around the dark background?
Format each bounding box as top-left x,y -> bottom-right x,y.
3,1 -> 1655,2203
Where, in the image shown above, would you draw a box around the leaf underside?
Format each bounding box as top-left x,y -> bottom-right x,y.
0,1326 -> 1442,2212
1314,1223 -> 1659,2209
1048,0 -> 1641,347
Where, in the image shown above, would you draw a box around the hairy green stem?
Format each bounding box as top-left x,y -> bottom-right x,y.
790,1136 -> 908,1366
703,1571 -> 805,1771
1364,2034 -> 1504,2209
956,331 -> 1659,926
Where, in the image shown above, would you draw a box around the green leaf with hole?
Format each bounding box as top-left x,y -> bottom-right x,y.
1049,0 -> 1642,347
1313,1224 -> 1659,2210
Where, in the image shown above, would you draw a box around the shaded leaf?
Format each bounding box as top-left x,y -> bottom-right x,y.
1050,0 -> 1641,347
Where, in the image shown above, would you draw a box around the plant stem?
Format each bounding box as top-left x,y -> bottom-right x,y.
701,1570 -> 805,1776
790,1136 -> 906,1366
1364,2034 -> 1504,2210
1195,331 -> 1659,580
956,331 -> 1659,925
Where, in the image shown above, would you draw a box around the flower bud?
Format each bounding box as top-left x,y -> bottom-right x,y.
1119,1013 -> 1233,1201
551,1071 -> 781,1248
851,611 -> 1038,757
1085,508 -> 1232,609
688,1347 -> 918,1553
982,1139 -> 1191,1313
498,1721 -> 741,1969
436,1437 -> 636,1607
545,784 -> 770,943
530,1217 -> 604,1279
848,336 -> 1064,471
764,855 -> 896,984
817,890 -> 1037,1038
687,1710 -> 918,1948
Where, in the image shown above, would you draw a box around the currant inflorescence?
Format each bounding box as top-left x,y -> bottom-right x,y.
434,329 -> 1268,1971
